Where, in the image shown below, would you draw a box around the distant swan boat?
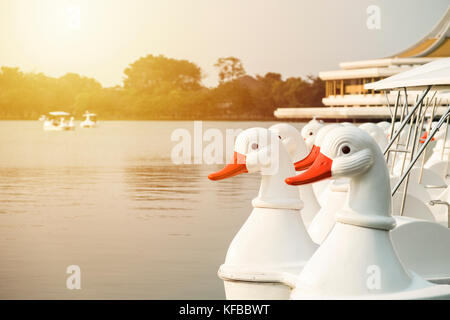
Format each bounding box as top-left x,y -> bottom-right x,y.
42,111 -> 75,131
80,111 -> 98,128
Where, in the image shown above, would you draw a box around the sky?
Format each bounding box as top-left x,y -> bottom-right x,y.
0,0 -> 448,87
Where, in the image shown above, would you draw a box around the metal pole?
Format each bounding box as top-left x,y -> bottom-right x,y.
386,91 -> 401,166
389,91 -> 408,174
418,98 -> 438,183
384,86 -> 431,155
403,87 -> 409,115
392,105 -> 450,196
441,112 -> 449,161
388,90 -> 401,139
398,103 -> 416,176
399,99 -> 423,215
384,91 -> 393,119
443,114 -> 450,178
429,200 -> 450,228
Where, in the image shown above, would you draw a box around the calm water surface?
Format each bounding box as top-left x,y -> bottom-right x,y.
0,120 -> 306,299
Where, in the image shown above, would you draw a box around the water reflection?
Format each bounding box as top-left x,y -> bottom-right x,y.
124,164 -> 203,215
0,120 -> 292,299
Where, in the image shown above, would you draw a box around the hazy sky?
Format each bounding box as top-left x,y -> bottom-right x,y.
0,0 -> 448,87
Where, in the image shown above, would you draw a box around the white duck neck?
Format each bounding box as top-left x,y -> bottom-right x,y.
298,184 -> 320,209
336,149 -> 396,230
252,147 -> 303,210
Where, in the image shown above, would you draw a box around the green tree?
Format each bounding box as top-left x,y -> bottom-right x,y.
123,54 -> 202,92
0,55 -> 324,120
214,57 -> 246,83
0,67 -> 24,89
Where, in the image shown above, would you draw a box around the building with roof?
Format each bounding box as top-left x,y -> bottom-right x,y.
275,7 -> 450,120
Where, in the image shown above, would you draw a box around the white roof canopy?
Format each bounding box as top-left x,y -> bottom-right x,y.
48,111 -> 70,116
365,58 -> 450,90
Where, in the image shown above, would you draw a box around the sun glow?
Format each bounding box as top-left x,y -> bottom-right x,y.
2,0 -> 192,87
2,0 -> 122,83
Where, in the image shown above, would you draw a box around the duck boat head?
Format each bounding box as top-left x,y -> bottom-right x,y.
286,126 -> 395,229
209,127 -> 302,209
269,123 -> 308,163
295,124 -> 341,171
301,118 -> 324,151
359,123 -> 388,151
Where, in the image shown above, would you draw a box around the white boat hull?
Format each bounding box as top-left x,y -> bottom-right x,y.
223,280 -> 291,300
80,121 -> 98,128
43,122 -> 74,131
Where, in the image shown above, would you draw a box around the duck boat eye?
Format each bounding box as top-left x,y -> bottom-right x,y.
251,143 -> 259,150
341,145 -> 351,154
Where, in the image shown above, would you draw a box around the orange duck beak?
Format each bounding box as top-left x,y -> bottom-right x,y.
208,152 -> 248,181
286,152 -> 333,186
419,131 -> 435,144
294,145 -> 320,171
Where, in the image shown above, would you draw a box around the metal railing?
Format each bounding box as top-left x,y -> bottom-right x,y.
382,85 -> 450,217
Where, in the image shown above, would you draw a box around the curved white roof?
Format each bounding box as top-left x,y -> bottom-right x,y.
364,58 -> 450,90
390,6 -> 450,58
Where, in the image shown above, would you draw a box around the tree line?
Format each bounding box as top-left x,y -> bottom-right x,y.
0,55 -> 324,120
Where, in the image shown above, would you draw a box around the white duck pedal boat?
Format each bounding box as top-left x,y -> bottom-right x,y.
376,121 -> 391,132
359,123 -> 388,151
360,123 -> 447,224
208,127 -> 317,300
269,123 -> 321,227
424,124 -> 450,183
295,124 -> 349,243
42,112 -> 75,131
387,126 -> 448,225
301,118 -> 324,151
285,126 -> 450,298
296,124 -> 341,205
300,123 -> 448,241
80,111 -> 98,128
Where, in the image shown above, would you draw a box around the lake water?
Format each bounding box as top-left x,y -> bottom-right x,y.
0,120 -> 306,299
